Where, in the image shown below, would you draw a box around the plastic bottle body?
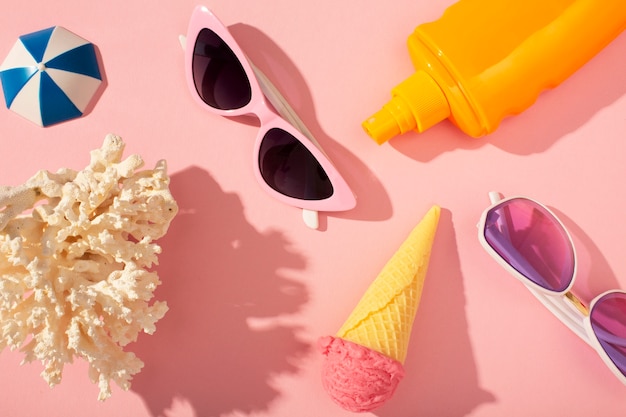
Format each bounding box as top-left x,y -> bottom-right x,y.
363,0 -> 626,143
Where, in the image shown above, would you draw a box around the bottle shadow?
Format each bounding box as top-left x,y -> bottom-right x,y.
130,166 -> 311,416
228,23 -> 392,224
376,209 -> 495,417
388,31 -> 626,161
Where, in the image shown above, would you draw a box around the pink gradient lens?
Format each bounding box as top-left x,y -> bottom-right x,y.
483,198 -> 575,292
590,292 -> 626,377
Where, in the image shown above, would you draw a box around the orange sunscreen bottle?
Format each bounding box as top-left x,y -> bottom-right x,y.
362,0 -> 626,144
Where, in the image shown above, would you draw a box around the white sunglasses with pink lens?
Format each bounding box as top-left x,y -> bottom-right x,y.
478,191 -> 626,385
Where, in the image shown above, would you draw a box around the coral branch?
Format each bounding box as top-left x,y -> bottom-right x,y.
0,134 -> 178,400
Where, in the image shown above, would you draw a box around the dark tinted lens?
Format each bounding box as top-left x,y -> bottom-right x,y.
259,128 -> 334,200
590,292 -> 626,377
483,199 -> 574,292
192,28 -> 251,110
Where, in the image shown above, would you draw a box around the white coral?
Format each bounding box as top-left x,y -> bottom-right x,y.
0,134 -> 178,400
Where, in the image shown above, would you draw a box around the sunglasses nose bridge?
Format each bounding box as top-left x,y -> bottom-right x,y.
252,96 -> 282,127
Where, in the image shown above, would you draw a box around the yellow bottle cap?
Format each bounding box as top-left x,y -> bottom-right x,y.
362,71 -> 450,144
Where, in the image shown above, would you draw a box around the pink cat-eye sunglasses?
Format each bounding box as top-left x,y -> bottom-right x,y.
181,6 -> 356,229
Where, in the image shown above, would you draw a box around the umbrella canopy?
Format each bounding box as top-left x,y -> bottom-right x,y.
0,26 -> 102,127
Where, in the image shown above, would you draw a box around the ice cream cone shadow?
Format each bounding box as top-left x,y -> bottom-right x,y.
130,166 -> 310,417
374,208 -> 495,417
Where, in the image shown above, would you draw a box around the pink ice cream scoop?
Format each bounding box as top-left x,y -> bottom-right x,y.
319,336 -> 405,412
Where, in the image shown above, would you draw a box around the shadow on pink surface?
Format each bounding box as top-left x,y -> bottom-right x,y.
389,31 -> 626,161
376,209 -> 495,417
229,23 -> 393,225
131,166 -> 310,416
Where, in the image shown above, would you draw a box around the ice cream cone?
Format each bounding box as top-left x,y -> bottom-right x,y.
337,204 -> 440,364
319,205 -> 440,412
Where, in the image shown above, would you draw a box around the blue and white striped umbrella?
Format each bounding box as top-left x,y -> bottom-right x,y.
0,26 -> 102,127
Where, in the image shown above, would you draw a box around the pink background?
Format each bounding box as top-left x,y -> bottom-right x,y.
1,1 -> 626,416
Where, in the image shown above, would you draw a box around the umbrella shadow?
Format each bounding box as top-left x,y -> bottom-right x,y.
376,209 -> 495,417
228,23 -> 392,225
130,166 -> 311,417
387,31 -> 626,161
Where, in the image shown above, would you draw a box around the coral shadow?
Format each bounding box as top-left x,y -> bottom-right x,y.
389,31 -> 626,161
229,23 -> 392,224
131,166 -> 310,416
376,209 -> 495,417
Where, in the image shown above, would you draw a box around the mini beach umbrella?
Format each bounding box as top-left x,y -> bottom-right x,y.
0,26 -> 102,127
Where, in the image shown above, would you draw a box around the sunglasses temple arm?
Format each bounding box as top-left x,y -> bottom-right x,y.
247,60 -> 325,152
526,286 -> 593,346
489,191 -> 503,204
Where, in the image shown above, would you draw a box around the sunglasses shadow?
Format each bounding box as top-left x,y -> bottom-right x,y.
550,207 -> 621,303
130,166 -> 311,417
376,208 -> 495,417
229,23 -> 393,225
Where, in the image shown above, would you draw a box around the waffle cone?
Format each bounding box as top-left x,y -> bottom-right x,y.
336,206 -> 440,364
